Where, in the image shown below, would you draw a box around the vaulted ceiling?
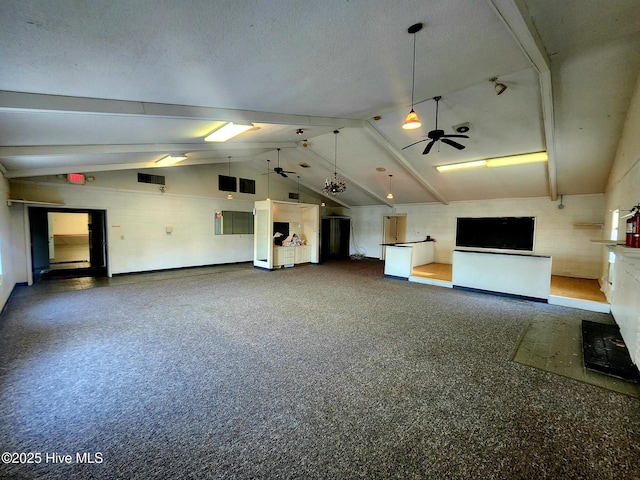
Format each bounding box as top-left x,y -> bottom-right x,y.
1,0 -> 638,207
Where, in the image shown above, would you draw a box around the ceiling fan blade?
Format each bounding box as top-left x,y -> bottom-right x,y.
423,140 -> 436,155
279,172 -> 288,178
441,138 -> 466,150
442,134 -> 469,139
402,138 -> 428,150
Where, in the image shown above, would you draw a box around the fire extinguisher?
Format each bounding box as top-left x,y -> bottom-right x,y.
626,206 -> 640,248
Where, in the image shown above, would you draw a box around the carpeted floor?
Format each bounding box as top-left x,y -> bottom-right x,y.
0,259 -> 638,479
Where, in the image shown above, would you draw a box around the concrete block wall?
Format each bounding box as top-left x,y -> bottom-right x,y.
349,194 -> 605,279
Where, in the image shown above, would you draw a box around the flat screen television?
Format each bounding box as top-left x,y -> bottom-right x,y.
456,217 -> 535,251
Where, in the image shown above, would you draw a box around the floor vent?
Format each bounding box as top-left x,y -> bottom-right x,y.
138,173 -> 165,185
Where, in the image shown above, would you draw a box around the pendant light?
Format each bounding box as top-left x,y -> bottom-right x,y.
402,23 -> 423,130
322,130 -> 347,195
265,158 -> 271,200
386,174 -> 394,199
226,156 -> 233,199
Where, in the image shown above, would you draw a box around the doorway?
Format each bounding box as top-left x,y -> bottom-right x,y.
321,216 -> 351,262
29,207 -> 108,281
382,214 -> 407,259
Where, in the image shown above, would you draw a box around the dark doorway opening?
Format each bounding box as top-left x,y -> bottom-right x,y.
321,216 -> 351,262
29,207 -> 108,281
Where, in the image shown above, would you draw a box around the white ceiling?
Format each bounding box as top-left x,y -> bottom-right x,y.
1,0 -> 638,206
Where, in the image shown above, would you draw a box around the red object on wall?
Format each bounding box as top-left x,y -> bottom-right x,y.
626,208 -> 640,248
67,172 -> 85,184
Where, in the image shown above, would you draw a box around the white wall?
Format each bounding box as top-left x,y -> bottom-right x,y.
0,175 -> 16,308
8,162 -> 328,277
51,212 -> 89,235
603,72 -> 640,366
349,194 -> 605,278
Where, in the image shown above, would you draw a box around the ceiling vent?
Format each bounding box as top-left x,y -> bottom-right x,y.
289,192 -> 300,200
452,122 -> 471,134
138,173 -> 166,185
298,163 -> 311,169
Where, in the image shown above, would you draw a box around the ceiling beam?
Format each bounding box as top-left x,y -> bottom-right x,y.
486,0 -> 558,201
0,142 -> 299,157
295,145 -> 393,207
0,90 -> 367,128
363,123 -> 449,205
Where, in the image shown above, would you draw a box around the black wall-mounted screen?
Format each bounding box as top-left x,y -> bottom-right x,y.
456,217 -> 535,251
218,175 -> 237,192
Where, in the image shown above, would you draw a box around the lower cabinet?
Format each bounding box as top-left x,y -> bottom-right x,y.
295,245 -> 311,264
274,246 -> 310,267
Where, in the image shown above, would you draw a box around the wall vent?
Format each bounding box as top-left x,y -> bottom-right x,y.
289,192 -> 299,200
138,173 -> 165,185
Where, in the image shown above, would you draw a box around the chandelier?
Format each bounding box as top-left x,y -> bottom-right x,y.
323,130 -> 347,196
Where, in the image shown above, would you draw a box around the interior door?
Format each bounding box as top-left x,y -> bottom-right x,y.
29,207 -> 50,279
88,210 -> 107,269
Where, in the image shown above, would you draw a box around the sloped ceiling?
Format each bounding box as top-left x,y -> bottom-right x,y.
0,0 -> 638,207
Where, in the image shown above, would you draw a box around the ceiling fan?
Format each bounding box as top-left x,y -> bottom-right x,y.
265,148 -> 296,178
402,96 -> 469,155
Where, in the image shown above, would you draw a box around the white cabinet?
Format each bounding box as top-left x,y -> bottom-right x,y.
295,245 -> 311,264
273,246 -> 311,267
274,246 -> 295,267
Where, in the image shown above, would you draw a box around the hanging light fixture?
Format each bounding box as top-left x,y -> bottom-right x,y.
386,174 -> 394,199
265,158 -> 271,200
402,23 -> 423,130
226,156 -> 233,199
323,130 -> 347,196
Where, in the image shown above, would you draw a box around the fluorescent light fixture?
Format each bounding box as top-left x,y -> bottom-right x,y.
486,151 -> 548,168
436,152 -> 548,172
205,122 -> 253,142
156,154 -> 187,166
436,160 -> 487,172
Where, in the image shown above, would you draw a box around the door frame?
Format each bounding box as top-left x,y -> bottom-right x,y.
25,206 -> 110,284
381,213 -> 407,260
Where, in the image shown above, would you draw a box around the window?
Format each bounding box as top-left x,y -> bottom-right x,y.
214,211 -> 254,235
239,178 -> 256,194
609,209 -> 619,263
608,209 -> 619,284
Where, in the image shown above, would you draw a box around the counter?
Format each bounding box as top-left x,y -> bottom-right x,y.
452,249 -> 552,300
384,241 -> 435,278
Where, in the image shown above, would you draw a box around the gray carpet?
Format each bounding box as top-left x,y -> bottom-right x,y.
0,259 -> 638,479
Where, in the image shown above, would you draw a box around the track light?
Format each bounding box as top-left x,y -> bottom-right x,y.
402,23 -> 423,130
490,77 -> 507,95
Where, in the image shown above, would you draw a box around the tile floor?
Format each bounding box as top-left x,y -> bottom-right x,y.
11,262 -> 254,298
512,313 -> 640,398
